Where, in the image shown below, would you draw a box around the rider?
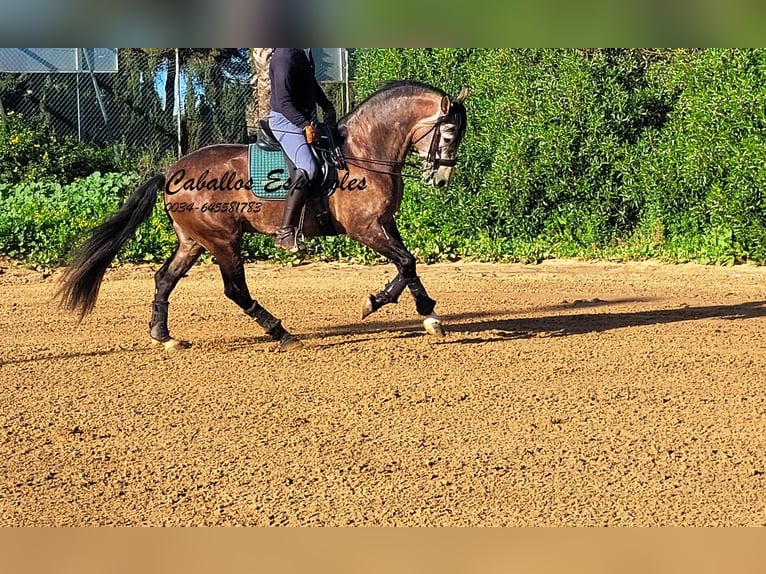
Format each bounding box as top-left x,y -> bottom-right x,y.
268,48 -> 337,252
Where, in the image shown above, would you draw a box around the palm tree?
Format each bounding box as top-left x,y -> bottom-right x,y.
246,48 -> 273,141
141,49 -> 243,116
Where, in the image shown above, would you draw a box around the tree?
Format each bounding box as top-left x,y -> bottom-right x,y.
246,48 -> 274,141
140,49 -> 243,116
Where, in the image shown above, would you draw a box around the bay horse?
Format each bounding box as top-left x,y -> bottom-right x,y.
57,81 -> 469,351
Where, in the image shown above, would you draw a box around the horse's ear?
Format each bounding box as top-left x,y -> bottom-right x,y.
455,86 -> 469,103
440,95 -> 450,114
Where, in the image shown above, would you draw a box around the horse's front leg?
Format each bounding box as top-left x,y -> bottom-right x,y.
404,275 -> 443,336
358,222 -> 444,337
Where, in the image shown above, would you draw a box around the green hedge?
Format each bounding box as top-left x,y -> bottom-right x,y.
0,173 -> 151,267
354,48 -> 766,264
0,170 -> 380,268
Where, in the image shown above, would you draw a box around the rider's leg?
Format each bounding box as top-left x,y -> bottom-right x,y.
276,168 -> 311,252
268,112 -> 318,252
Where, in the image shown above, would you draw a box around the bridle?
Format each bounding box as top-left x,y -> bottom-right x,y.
342,107 -> 461,180
420,114 -> 459,175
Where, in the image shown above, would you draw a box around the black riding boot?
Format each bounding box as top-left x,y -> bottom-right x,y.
276,169 -> 311,252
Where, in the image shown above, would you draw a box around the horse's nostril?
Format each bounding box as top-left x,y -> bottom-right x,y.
436,179 -> 446,188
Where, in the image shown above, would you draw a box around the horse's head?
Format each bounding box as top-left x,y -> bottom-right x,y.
411,87 -> 469,188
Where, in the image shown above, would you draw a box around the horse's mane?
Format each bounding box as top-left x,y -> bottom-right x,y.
340,80 -> 447,124
371,79 -> 447,100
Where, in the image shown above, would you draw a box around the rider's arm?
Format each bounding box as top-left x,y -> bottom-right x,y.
270,52 -> 313,129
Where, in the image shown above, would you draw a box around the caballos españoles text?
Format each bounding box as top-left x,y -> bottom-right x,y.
164,169 -> 367,195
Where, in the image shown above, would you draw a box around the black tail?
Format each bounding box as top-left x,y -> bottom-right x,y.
57,174 -> 166,319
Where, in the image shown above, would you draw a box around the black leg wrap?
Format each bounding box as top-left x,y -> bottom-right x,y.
415,295 -> 436,316
408,277 -> 436,316
149,301 -> 170,341
369,273 -> 410,314
245,302 -> 287,341
383,274 -> 409,303
369,290 -> 393,313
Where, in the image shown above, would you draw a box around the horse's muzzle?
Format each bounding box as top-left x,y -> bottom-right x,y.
432,165 -> 454,188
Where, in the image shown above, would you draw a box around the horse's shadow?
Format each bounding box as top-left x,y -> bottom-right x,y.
446,299 -> 766,344
304,299 -> 766,347
9,300 -> 763,362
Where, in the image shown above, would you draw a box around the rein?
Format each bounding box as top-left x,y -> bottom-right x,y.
342,157 -> 424,179
267,113 -> 456,180
266,124 -> 425,179
341,116 -> 452,179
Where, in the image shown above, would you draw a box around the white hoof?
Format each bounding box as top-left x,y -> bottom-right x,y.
152,338 -> 191,352
361,295 -> 375,319
423,312 -> 445,337
276,334 -> 302,352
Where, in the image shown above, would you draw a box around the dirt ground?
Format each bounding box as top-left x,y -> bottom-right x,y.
1,258 -> 765,526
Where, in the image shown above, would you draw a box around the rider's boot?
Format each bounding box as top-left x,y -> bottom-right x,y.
275,168 -> 311,252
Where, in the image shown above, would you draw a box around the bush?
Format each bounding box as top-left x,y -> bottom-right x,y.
0,172 -> 148,267
626,49 -> 766,264
353,48 -> 766,264
0,111 -> 118,186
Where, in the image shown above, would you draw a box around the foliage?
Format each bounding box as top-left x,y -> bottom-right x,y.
0,111 -> 118,185
0,172 -> 143,267
0,49 -> 252,167
352,48 -> 766,265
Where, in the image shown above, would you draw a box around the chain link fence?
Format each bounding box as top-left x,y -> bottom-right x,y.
0,48 -> 352,161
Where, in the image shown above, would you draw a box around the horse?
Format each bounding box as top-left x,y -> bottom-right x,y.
56,81 -> 469,352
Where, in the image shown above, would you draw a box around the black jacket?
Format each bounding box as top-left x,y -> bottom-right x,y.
269,48 -> 333,129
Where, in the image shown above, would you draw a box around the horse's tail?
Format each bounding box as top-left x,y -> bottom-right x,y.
57,174 -> 166,319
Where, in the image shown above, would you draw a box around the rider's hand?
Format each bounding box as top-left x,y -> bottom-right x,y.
303,124 -> 318,144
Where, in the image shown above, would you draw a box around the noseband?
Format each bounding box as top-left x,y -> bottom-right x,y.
416,110 -> 461,180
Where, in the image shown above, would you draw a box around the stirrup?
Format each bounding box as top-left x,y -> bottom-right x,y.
275,227 -> 301,253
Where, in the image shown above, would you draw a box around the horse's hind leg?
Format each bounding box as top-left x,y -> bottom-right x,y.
150,232 -> 204,351
358,220 -> 444,336
210,240 -> 301,352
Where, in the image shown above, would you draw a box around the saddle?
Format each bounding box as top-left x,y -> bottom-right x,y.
255,118 -> 345,199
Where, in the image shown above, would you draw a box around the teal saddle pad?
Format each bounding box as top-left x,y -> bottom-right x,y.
248,144 -> 291,201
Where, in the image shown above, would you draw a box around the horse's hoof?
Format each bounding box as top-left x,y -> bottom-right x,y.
423,313 -> 445,337
152,337 -> 191,352
276,334 -> 302,352
361,295 -> 375,320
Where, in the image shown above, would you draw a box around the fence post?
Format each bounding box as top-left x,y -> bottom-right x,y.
81,48 -> 118,158
0,96 -> 7,132
75,48 -> 82,142
175,48 -> 182,158
343,48 -> 350,115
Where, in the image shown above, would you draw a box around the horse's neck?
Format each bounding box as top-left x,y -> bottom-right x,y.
343,95 -> 437,165
343,115 -> 409,165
